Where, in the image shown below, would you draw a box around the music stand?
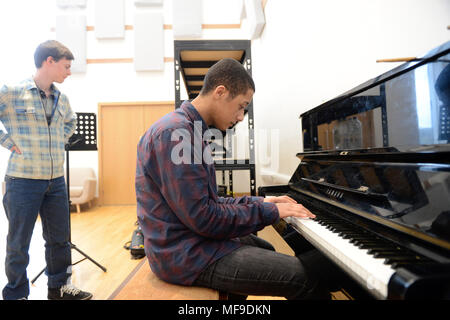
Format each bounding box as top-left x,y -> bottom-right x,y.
31,112 -> 106,285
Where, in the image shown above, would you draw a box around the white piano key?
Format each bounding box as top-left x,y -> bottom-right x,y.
286,216 -> 396,299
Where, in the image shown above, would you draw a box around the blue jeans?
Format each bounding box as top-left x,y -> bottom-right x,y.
193,234 -> 340,300
2,176 -> 72,300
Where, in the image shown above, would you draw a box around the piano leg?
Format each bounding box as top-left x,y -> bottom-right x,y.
283,229 -> 316,254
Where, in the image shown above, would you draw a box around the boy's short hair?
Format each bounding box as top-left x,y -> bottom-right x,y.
34,40 -> 74,68
200,58 -> 255,98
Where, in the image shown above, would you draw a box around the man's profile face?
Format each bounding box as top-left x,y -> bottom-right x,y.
48,57 -> 72,83
213,88 -> 253,131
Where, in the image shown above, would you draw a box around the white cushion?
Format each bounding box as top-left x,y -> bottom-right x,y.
70,186 -> 83,197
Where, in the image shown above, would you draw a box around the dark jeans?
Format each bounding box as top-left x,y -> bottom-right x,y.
193,234 -> 340,300
2,176 -> 72,300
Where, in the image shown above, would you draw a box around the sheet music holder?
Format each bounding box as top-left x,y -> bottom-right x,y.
68,113 -> 97,151
31,112 -> 106,285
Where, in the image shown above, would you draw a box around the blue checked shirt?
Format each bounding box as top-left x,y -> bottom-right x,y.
0,78 -> 77,180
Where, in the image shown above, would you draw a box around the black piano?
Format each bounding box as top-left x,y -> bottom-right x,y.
259,41 -> 450,300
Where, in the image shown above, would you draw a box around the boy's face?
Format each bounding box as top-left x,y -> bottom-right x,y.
48,57 -> 72,83
212,87 -> 253,131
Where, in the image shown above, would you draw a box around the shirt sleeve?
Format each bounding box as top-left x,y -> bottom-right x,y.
147,129 -> 279,240
217,195 -> 264,205
61,95 -> 77,143
0,85 -> 15,150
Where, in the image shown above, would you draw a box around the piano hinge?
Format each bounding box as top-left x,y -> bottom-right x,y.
326,188 -> 344,199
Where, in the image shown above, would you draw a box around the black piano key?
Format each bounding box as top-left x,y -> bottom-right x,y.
389,260 -> 434,268
342,233 -> 366,239
358,243 -> 388,249
390,255 -> 425,261
348,235 -> 377,239
349,238 -> 380,244
383,256 -> 430,265
336,227 -> 358,231
309,211 -> 434,271
367,247 -> 402,255
373,252 -> 415,259
338,231 -> 362,237
368,250 -> 400,257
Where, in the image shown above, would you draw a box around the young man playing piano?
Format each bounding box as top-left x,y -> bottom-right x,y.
136,58 -> 339,299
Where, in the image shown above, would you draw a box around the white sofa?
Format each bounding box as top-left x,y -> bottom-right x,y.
69,167 -> 97,213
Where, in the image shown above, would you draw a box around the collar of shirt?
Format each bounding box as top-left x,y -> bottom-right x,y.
24,77 -> 60,99
180,100 -> 210,136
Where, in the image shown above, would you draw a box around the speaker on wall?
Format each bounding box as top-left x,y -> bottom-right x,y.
134,11 -> 164,71
134,0 -> 163,6
55,14 -> 87,73
244,0 -> 265,39
172,0 -> 202,39
95,0 -> 125,39
56,0 -> 87,9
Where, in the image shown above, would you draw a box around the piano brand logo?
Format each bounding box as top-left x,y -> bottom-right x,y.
170,120 -> 280,169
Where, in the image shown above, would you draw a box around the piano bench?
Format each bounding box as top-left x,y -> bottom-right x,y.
109,260 -> 226,300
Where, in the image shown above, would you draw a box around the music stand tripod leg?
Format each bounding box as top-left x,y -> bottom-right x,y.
64,141 -> 107,273
71,243 -> 107,272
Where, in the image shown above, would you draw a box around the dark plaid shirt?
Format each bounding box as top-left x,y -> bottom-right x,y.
135,101 -> 279,285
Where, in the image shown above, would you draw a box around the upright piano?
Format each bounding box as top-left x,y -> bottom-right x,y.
259,41 -> 450,300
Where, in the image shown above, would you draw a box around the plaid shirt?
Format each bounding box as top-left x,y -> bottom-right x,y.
0,78 -> 77,180
135,101 -> 279,285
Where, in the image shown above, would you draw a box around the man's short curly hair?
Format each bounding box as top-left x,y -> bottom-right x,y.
200,58 -> 255,98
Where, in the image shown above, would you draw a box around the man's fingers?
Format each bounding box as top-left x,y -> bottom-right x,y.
295,207 -> 316,219
11,146 -> 22,154
280,195 -> 297,203
292,203 -> 315,218
276,203 -> 316,219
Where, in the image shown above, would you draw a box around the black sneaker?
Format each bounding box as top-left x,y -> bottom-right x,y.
48,284 -> 93,300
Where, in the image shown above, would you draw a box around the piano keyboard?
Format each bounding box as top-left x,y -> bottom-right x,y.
284,210 -> 437,299
285,215 -> 395,298
285,209 -> 437,299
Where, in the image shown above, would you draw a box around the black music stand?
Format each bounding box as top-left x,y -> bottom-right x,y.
31,113 -> 106,285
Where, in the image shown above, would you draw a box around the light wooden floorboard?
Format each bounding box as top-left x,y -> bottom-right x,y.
0,204 -> 142,300
0,204 -> 348,300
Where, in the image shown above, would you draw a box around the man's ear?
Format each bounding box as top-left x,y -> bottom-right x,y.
213,85 -> 227,98
46,56 -> 55,65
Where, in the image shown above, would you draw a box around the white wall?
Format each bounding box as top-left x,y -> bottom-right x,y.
251,0 -> 450,185
0,0 -> 449,197
0,0 -> 248,195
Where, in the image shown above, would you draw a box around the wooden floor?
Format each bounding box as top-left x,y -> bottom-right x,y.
0,204 -> 142,300
0,203 -> 349,300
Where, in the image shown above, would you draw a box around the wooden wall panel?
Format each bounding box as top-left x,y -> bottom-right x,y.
98,102 -> 173,205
